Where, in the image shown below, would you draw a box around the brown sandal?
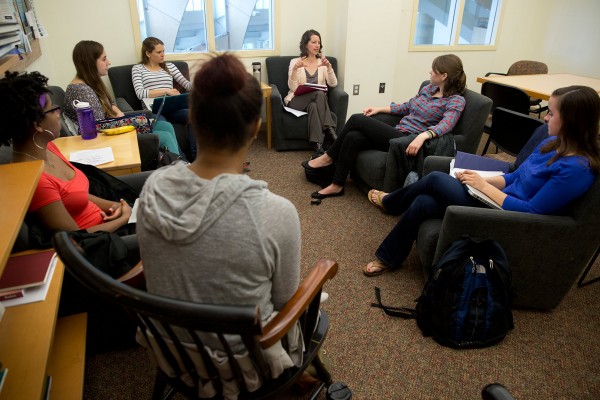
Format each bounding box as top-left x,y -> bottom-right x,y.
363,260 -> 391,277
368,189 -> 386,211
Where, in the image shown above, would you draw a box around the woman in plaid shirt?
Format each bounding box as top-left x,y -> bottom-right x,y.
303,54 -> 466,200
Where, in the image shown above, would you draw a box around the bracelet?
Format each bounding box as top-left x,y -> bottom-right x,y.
427,130 -> 436,139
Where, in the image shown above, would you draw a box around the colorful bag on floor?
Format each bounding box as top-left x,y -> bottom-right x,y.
372,237 -> 514,349
96,113 -> 152,134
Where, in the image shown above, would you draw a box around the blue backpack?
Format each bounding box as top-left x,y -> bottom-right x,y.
372,237 -> 514,349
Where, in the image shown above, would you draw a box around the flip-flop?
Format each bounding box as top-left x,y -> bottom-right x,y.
363,260 -> 391,277
368,189 -> 386,211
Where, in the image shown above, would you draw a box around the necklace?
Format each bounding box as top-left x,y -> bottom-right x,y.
12,149 -> 55,167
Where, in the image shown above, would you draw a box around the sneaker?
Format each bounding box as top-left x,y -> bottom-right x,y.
320,292 -> 329,304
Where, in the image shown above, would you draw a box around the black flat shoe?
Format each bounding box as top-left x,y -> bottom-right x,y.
311,188 -> 345,199
302,160 -> 323,171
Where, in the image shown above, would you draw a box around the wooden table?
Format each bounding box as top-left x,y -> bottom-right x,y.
0,161 -> 43,275
0,161 -> 86,400
53,130 -> 141,176
476,73 -> 600,101
261,82 -> 273,149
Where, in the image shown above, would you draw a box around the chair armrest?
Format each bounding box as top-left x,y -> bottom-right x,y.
116,98 -> 135,113
118,171 -> 154,194
423,156 -> 453,175
327,86 -> 349,127
259,259 -> 338,348
433,205 -> 576,264
484,72 -> 508,77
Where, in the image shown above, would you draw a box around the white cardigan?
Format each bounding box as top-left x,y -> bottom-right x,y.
284,57 -> 338,105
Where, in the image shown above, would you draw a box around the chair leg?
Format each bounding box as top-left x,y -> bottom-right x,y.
311,353 -> 332,387
481,136 -> 492,156
152,371 -> 175,400
578,246 -> 600,288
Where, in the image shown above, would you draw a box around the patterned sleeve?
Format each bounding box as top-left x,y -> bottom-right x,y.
429,95 -> 466,136
64,84 -> 106,121
390,99 -> 411,116
132,64 -> 148,99
167,63 -> 192,91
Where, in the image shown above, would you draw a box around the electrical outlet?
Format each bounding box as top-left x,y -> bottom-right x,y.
379,83 -> 385,93
353,84 -> 360,95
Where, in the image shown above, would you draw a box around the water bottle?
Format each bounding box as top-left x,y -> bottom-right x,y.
252,62 -> 261,83
73,100 -> 97,140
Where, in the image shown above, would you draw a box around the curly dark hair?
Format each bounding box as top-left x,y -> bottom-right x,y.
299,29 -> 322,57
0,71 -> 50,146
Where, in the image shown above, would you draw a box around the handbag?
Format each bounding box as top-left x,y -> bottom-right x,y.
96,113 -> 152,134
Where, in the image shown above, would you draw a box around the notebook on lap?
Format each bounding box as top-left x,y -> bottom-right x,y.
150,93 -> 189,115
151,94 -> 167,130
466,185 -> 502,210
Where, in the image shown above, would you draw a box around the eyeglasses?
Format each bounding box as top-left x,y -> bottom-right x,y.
44,106 -> 61,115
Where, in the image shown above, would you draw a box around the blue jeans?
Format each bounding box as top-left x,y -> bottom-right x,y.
375,172 -> 484,268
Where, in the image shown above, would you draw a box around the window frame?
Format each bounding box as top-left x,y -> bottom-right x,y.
128,0 -> 280,61
408,0 -> 504,52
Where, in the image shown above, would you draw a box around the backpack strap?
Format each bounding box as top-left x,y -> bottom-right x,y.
370,287 -> 417,319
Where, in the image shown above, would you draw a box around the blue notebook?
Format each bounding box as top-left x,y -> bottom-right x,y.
454,151 -> 510,173
150,93 -> 189,115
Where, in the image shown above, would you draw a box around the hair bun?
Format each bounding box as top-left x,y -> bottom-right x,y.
195,54 -> 247,97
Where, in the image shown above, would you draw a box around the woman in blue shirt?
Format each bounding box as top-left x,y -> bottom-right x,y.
364,85 -> 600,276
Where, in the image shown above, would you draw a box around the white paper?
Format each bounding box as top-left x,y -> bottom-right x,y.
69,147 -> 114,166
283,106 -> 307,117
128,198 -> 139,224
2,254 -> 57,308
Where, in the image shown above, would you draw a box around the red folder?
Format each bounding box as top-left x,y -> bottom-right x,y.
0,250 -> 55,292
294,83 -> 328,96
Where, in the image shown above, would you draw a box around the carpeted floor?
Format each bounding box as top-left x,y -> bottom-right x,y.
83,132 -> 600,399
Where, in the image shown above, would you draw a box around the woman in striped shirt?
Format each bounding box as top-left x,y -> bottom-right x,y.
132,37 -> 195,159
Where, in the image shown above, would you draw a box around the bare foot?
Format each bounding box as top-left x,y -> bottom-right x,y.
308,153 -> 333,168
318,183 -> 343,195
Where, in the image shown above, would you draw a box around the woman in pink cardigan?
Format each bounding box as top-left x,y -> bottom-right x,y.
285,29 -> 338,152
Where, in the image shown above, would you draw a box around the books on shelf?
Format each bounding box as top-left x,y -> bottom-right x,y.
1,252 -> 58,308
294,83 -> 328,96
0,289 -> 24,301
0,250 -> 55,292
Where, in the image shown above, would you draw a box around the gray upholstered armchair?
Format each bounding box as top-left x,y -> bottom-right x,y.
351,81 -> 492,193
416,155 -> 600,310
265,56 -> 349,151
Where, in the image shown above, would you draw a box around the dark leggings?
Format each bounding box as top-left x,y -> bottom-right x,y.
327,114 -> 401,185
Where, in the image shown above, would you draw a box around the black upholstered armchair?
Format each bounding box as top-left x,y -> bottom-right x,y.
416,156 -> 600,310
265,56 -> 349,151
108,61 -> 192,159
351,81 -> 492,193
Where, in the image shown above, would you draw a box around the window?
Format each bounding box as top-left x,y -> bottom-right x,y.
410,0 -> 502,51
134,0 -> 275,56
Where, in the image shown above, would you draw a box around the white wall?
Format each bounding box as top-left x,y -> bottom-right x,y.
29,0 -> 600,117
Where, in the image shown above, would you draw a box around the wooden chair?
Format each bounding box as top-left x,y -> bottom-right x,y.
52,231 -> 340,400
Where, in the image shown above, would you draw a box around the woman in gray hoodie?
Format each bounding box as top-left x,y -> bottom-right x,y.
136,53 -> 303,395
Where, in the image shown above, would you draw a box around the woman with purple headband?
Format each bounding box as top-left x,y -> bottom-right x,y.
0,71 -> 133,234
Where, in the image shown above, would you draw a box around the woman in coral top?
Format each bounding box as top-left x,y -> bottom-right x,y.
0,71 -> 132,233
